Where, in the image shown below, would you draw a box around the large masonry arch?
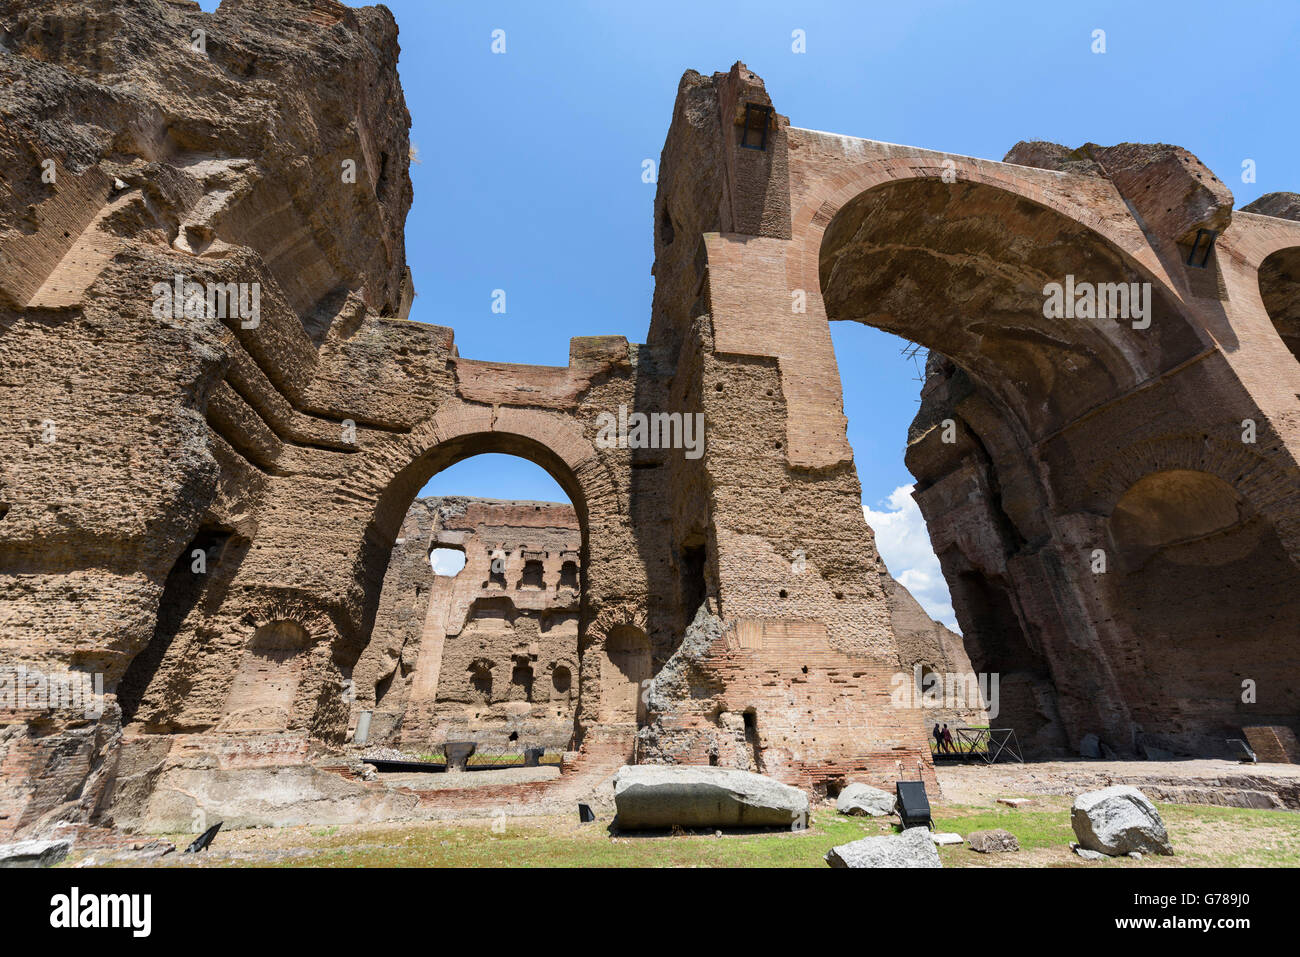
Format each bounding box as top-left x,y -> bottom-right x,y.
682,64 -> 1300,759
341,409 -> 621,746
1,22 -> 1298,835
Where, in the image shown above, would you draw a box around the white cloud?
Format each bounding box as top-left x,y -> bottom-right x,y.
863,485 -> 960,631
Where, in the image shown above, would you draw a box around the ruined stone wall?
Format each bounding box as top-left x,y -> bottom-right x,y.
353,496 -> 582,751
892,152 -> 1300,758
0,0 -> 420,838
0,0 -> 666,837
725,80 -> 1300,759
3,1 -> 1295,837
639,64 -> 937,788
644,61 -> 1300,765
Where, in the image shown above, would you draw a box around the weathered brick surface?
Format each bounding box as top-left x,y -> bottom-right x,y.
1,15 -> 1296,836
354,497 -> 582,750
1243,726 -> 1300,765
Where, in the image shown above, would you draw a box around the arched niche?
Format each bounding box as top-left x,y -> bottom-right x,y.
1109,469 -> 1246,561
219,620 -> 311,732
1257,245 -> 1300,361
600,624 -> 651,724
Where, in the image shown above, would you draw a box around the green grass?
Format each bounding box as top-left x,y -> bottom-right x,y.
930,796 -> 1300,867
932,801 -> 1075,852
268,810 -> 872,868
127,796 -> 1300,868
1155,802 -> 1300,867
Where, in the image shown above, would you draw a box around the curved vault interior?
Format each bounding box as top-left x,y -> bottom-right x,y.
818,178 -> 1203,440
1257,246 -> 1300,361
817,177 -> 1300,750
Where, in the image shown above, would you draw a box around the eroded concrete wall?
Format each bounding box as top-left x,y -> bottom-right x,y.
687,66 -> 1300,759
3,4 -> 1295,836
0,9 -> 933,835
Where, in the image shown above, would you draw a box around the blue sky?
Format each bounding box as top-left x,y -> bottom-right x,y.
199,0 -> 1298,625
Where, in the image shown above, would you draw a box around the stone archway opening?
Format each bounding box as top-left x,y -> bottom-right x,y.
818,177 -> 1198,440
815,175 -> 1210,754
1257,245 -> 1300,361
348,445 -> 588,755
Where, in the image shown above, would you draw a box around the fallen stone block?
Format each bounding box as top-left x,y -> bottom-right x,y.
613,765 -> 808,829
1071,785 -> 1172,856
932,832 -> 963,846
825,826 -> 942,868
967,829 -> 1019,853
835,783 -> 896,817
1072,843 -> 1107,861
0,838 -> 72,868
996,797 -> 1029,808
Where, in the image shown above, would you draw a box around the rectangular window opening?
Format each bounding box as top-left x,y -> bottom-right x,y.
1186,228 -> 1217,268
741,103 -> 772,151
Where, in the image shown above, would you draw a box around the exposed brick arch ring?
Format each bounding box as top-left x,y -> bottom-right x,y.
238,599 -> 337,649
587,603 -> 650,649
351,404 -> 622,546
1087,433 -> 1300,540
785,155 -> 1178,309
340,404 -> 628,676
1230,230 -> 1300,364
1226,212 -> 1300,272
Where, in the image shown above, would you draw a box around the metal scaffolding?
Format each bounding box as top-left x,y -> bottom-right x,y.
954,727 -> 1024,764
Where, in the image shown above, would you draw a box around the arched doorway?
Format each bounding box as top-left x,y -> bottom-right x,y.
810,172 -> 1240,751
1257,245 -> 1300,361
348,445 -> 590,754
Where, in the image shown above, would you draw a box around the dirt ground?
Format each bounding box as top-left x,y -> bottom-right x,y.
934,758 -> 1300,805
59,759 -> 1300,868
